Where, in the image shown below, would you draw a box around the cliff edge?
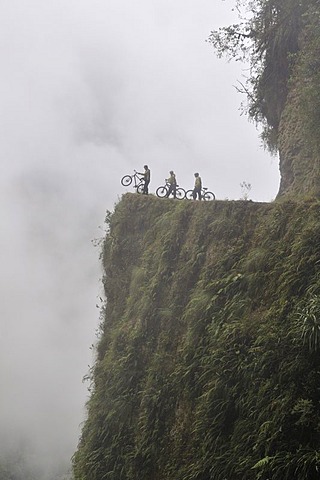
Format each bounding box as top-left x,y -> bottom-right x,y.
73,194 -> 320,480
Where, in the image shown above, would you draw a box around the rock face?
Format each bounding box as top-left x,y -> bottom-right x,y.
73,194 -> 320,480
278,74 -> 320,198
210,0 -> 320,199
277,12 -> 320,198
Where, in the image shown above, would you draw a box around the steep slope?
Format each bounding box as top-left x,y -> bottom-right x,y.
73,193 -> 320,480
278,8 -> 320,197
209,0 -> 320,199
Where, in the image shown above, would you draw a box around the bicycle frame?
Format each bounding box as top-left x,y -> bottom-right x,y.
132,171 -> 144,188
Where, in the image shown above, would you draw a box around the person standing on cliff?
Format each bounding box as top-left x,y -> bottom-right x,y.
193,172 -> 202,200
137,165 -> 151,195
166,170 -> 177,198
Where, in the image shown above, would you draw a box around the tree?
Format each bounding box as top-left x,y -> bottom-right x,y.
208,0 -> 311,151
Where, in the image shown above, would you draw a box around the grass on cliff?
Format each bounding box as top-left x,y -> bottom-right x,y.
73,194 -> 320,480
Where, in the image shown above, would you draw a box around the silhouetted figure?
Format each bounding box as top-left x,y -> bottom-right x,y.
193,172 -> 202,200
166,170 -> 177,198
137,165 -> 151,194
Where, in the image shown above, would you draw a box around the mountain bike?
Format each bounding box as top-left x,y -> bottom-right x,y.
121,170 -> 145,194
156,180 -> 186,200
185,187 -> 215,201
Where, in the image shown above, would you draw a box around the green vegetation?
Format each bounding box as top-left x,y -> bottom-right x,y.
209,0 -> 310,149
209,0 -> 320,197
73,194 -> 320,480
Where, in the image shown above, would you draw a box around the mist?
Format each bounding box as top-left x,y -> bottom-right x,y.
0,0 -> 279,477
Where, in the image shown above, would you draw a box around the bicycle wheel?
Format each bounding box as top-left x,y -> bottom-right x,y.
121,175 -> 132,187
136,183 -> 144,194
203,191 -> 215,201
185,190 -> 194,200
176,188 -> 186,200
156,186 -> 168,198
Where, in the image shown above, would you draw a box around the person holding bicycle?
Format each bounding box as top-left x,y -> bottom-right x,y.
166,170 -> 177,199
137,165 -> 151,195
193,172 -> 202,200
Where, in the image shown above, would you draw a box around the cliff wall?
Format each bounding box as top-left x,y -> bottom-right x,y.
278,11 -> 320,198
73,194 -> 320,480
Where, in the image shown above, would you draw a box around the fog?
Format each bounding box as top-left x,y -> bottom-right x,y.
0,0 -> 279,477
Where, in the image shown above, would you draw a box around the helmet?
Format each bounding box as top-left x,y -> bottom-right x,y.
194,172 -> 199,177
144,165 -> 148,169
170,170 -> 174,174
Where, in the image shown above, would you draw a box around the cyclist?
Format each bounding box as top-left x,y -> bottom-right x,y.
166,170 -> 177,198
137,165 -> 151,195
193,172 -> 202,200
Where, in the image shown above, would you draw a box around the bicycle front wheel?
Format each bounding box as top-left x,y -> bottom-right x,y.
136,183 -> 144,194
156,186 -> 168,198
203,191 -> 215,201
185,190 -> 194,200
176,188 -> 186,200
121,175 -> 132,187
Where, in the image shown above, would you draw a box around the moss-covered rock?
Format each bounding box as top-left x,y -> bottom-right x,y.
73,194 -> 320,480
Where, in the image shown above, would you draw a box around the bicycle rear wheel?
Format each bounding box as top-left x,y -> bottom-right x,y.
156,186 -> 168,198
203,191 -> 215,201
121,175 -> 132,186
136,183 -> 144,194
176,188 -> 186,200
185,190 -> 194,200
